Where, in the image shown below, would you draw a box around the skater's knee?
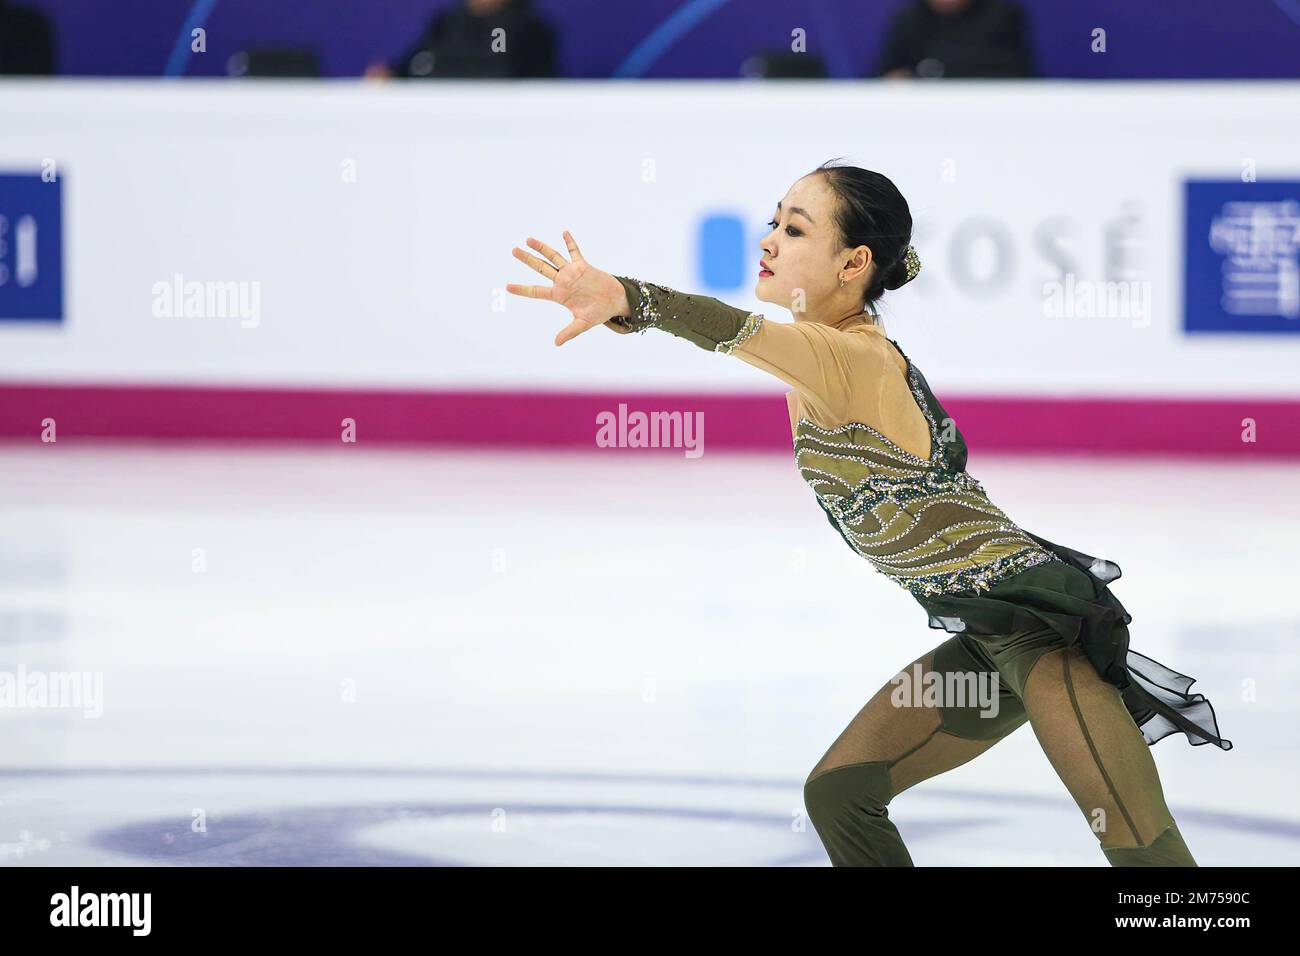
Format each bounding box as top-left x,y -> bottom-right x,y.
803,761 -> 893,822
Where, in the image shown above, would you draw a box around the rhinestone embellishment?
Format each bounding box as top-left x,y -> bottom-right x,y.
716,313 -> 764,353
793,342 -> 1062,600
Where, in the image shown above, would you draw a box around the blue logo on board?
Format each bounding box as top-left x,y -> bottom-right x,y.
1184,180 -> 1300,333
0,172 -> 64,322
697,212 -> 762,292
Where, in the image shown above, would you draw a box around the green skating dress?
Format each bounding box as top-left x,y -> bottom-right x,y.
608,275 -> 1232,752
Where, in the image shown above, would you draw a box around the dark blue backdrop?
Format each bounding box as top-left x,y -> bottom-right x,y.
31,0 -> 1300,79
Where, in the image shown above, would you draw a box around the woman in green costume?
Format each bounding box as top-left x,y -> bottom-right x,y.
506,159 -> 1231,866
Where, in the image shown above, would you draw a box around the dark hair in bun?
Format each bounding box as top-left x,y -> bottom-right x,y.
809,158 -> 915,314
883,256 -> 912,292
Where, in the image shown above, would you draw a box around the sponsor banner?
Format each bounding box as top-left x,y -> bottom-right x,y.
0,82 -> 1297,399
1183,180 -> 1300,334
0,171 -> 63,323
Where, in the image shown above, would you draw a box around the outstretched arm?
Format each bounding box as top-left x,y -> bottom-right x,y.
606,276 -> 758,349
609,275 -> 864,422
505,233 -> 867,423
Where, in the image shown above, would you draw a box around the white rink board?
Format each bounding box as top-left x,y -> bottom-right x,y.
1,80 -> 1298,395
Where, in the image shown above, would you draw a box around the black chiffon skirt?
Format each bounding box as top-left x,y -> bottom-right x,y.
914,532 -> 1233,751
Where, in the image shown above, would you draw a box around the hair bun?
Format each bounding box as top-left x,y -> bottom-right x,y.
883,256 -> 910,291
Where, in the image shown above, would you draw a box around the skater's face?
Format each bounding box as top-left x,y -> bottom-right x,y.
757,174 -> 875,318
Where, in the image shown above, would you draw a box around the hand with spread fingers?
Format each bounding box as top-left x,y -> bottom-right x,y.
507,231 -> 631,346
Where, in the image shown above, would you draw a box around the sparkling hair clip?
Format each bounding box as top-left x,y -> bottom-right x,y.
903,245 -> 921,283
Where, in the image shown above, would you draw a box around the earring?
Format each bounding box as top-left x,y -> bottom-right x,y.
838,273 -> 845,288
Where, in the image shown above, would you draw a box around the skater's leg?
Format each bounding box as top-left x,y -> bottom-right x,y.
803,633 -> 1029,866
1019,642 -> 1197,866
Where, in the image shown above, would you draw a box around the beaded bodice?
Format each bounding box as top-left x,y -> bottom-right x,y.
603,275 -> 1060,599
796,341 -> 1060,598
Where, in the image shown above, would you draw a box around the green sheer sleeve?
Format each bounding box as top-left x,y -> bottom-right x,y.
606,275 -> 765,354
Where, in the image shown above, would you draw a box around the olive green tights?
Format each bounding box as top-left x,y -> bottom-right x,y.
803,629 -> 1197,866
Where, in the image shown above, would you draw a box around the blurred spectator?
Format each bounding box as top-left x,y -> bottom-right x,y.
0,0 -> 55,74
741,50 -> 828,79
874,0 -> 1034,79
228,48 -> 322,78
366,0 -> 557,79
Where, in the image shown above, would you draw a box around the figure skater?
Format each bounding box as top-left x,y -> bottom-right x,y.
506,158 -> 1231,866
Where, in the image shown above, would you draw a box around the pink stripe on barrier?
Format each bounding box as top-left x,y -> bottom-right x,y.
0,383 -> 1296,457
